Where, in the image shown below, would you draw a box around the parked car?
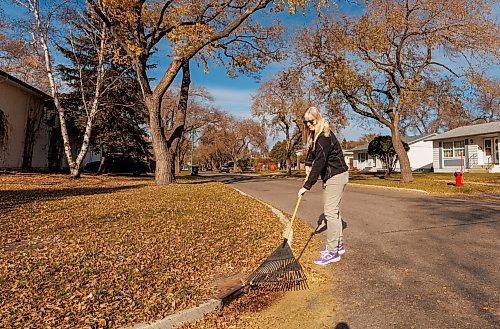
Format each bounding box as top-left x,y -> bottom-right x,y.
220,165 -> 230,173
83,156 -> 150,176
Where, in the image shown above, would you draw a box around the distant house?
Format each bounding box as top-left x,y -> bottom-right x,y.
349,133 -> 436,172
0,70 -> 59,170
425,122 -> 500,173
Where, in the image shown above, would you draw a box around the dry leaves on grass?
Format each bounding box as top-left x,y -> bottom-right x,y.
0,174 -> 289,328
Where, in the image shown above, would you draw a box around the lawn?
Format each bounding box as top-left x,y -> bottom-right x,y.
0,173 -> 318,328
348,172 -> 500,195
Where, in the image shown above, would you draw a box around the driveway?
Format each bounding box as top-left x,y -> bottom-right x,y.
209,174 -> 500,329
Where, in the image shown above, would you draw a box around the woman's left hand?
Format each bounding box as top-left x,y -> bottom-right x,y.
298,187 -> 308,197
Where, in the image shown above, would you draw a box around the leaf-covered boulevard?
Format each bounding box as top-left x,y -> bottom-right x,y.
0,174 -> 320,328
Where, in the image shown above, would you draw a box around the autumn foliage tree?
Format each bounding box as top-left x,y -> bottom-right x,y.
467,73 -> 500,123
87,0 -> 324,184
196,113 -> 266,172
252,69 -> 312,174
296,0 -> 499,183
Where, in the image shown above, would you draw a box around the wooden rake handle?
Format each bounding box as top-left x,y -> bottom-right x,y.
284,170 -> 311,241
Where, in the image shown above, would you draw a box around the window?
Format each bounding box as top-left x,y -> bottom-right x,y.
453,141 -> 465,157
443,142 -> 453,157
358,152 -> 367,162
443,140 -> 465,158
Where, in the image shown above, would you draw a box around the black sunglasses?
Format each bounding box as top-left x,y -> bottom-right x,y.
303,120 -> 315,125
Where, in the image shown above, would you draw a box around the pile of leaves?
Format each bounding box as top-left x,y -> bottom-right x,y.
0,174 -> 290,328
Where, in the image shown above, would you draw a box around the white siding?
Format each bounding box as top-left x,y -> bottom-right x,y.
407,140 -> 434,171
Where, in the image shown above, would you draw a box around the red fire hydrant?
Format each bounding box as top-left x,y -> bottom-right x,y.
454,170 -> 463,187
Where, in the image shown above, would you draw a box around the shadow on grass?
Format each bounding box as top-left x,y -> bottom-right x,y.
176,175 -> 214,185
349,172 -> 388,180
0,185 -> 146,212
206,174 -> 281,185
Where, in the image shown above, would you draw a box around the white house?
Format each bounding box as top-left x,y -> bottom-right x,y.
425,121 -> 500,173
349,133 -> 436,172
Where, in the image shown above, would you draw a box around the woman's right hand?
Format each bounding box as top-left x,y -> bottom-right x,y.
305,166 -> 311,175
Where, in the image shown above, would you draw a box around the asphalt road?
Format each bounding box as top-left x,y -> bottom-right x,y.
209,173 -> 500,329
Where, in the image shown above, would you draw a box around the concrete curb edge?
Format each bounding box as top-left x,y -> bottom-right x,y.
347,182 -> 429,194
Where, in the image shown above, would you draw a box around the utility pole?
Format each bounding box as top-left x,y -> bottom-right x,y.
190,128 -> 197,175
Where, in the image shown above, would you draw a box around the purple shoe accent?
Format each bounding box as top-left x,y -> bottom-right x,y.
314,250 -> 341,265
338,243 -> 345,255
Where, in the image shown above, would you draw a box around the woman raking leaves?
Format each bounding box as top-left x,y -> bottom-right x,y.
298,106 -> 349,265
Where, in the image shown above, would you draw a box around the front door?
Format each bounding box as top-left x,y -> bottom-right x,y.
484,138 -> 493,164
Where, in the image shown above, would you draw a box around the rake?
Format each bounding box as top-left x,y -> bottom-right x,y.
246,192 -> 307,291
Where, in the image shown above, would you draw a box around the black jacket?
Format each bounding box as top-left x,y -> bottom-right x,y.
303,131 -> 348,190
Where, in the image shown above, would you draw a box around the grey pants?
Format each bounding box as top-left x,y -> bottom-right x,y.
323,171 -> 349,252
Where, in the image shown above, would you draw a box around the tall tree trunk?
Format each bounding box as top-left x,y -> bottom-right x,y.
391,127 -> 412,183
169,62 -> 191,178
285,156 -> 292,175
97,152 -> 108,174
147,96 -> 175,184
32,2 -> 77,176
285,138 -> 292,175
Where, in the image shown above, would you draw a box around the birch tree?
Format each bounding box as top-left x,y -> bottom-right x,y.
12,1 -> 112,177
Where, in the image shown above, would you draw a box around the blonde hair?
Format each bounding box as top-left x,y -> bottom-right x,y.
304,106 -> 330,146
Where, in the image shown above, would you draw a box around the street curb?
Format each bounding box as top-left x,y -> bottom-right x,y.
347,182 -> 429,194
126,299 -> 222,329
122,185 -> 289,329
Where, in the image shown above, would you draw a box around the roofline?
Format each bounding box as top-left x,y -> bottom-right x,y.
0,70 -> 52,100
347,133 -> 437,152
408,133 -> 438,143
426,131 -> 500,141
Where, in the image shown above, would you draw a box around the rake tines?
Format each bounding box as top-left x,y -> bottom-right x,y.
246,240 -> 308,291
246,188 -> 311,292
